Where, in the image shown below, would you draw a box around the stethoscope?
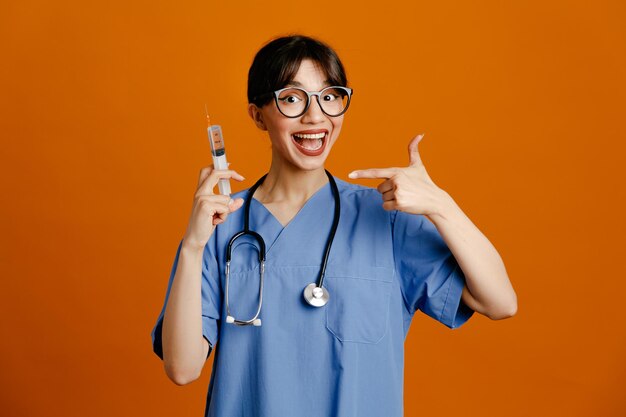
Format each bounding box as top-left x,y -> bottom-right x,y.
224,170 -> 340,326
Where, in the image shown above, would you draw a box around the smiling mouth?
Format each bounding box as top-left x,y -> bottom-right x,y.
292,132 -> 326,151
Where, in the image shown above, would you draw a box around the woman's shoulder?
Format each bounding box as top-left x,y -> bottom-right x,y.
334,176 -> 389,217
231,188 -> 250,200
334,176 -> 380,199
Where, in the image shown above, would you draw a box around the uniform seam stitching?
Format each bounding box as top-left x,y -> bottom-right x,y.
439,265 -> 456,324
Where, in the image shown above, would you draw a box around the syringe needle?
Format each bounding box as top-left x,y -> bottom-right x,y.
204,104 -> 211,127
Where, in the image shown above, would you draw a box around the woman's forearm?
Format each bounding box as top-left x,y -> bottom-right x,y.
428,192 -> 517,319
162,242 -> 207,384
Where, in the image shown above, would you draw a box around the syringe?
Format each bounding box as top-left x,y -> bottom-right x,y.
205,107 -> 231,196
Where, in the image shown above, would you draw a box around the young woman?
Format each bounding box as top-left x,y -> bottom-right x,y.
152,35 -> 517,417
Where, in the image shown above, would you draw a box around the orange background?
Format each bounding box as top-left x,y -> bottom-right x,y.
1,0 -> 625,416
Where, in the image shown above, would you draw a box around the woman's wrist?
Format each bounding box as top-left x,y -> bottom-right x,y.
427,190 -> 457,224
181,236 -> 206,253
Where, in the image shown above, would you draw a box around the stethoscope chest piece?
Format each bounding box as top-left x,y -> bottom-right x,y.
303,283 -> 329,307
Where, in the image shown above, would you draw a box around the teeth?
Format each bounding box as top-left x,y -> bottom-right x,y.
293,132 -> 325,139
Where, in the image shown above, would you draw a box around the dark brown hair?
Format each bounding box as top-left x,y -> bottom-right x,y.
247,35 -> 348,107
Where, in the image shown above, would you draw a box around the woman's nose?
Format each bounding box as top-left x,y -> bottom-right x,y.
301,96 -> 325,123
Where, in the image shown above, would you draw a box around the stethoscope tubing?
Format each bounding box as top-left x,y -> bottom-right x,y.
224,170 -> 340,326
315,172 -> 340,290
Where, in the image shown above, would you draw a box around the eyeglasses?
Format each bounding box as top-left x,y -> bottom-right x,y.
255,86 -> 353,118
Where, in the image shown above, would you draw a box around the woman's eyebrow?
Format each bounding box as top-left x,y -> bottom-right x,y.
286,80 -> 333,88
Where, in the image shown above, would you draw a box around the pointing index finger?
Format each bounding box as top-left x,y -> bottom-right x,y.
348,168 -> 398,179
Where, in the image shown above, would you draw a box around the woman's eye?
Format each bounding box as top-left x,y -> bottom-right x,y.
280,95 -> 302,104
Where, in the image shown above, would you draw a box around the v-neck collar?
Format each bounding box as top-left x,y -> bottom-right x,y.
247,181 -> 333,258
250,180 -> 331,229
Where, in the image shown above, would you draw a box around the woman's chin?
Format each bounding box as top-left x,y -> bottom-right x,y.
292,147 -> 333,171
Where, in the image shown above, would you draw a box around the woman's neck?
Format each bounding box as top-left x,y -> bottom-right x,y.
255,162 -> 328,205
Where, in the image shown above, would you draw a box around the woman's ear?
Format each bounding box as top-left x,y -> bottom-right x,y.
248,103 -> 267,131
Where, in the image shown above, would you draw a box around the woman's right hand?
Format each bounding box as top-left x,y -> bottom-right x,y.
182,166 -> 245,251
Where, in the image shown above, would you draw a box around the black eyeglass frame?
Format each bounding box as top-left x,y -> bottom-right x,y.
253,86 -> 353,118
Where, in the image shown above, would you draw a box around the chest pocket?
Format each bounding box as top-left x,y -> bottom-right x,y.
324,264 -> 394,344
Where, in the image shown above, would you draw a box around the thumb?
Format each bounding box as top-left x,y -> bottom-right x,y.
408,133 -> 425,166
228,197 -> 245,212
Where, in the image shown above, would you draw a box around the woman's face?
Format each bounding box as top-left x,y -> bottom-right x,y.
248,59 -> 345,172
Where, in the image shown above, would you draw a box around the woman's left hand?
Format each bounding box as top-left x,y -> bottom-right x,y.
348,134 -> 451,218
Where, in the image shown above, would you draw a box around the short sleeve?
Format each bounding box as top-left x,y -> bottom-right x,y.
151,234 -> 222,360
392,210 -> 474,329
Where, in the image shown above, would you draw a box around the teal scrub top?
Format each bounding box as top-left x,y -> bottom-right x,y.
151,177 -> 474,417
